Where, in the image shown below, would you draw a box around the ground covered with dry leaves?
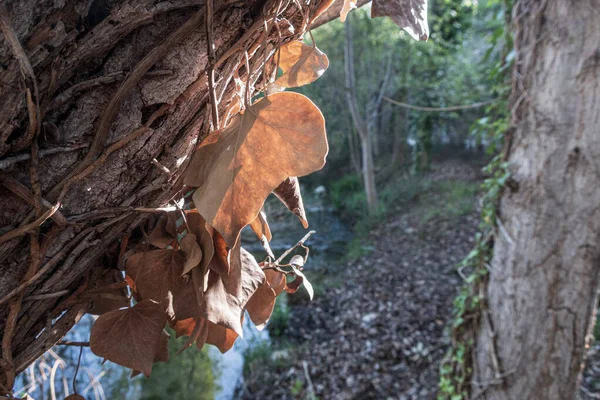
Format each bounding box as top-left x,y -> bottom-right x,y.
241,161 -> 483,400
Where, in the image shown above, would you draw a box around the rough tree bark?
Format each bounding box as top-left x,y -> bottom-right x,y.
0,0 -> 331,388
473,1 -> 600,399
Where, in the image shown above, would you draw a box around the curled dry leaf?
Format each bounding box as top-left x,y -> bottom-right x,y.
186,211 -> 214,281
90,299 -> 167,377
148,213 -> 177,248
285,267 -> 314,301
246,269 -> 286,330
275,41 -> 329,88
125,249 -> 202,320
184,91 -> 328,248
340,0 -> 357,22
180,233 -> 202,275
274,177 -> 309,229
371,0 -> 429,41
249,209 -> 275,259
249,209 -> 272,242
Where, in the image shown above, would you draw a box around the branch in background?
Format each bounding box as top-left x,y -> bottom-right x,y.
383,96 -> 499,112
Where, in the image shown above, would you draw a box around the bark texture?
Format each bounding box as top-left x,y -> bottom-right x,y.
0,0 -> 328,387
474,1 -> 600,399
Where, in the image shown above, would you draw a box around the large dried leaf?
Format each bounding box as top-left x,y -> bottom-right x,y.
246,269 -> 286,330
204,248 -> 265,336
180,233 -> 202,275
340,0 -> 357,22
371,0 -> 429,41
275,41 -> 329,88
274,177 -> 308,228
131,329 -> 171,377
90,300 -> 167,377
126,249 -> 202,320
184,92 -> 328,248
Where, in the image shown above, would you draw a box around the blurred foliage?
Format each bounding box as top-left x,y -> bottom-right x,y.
298,1 -> 495,190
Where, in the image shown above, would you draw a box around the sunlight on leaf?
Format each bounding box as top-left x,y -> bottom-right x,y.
184,92 -> 328,248
274,177 -> 309,228
275,41 -> 329,88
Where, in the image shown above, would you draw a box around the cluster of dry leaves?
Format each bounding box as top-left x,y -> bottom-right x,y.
82,0 -> 429,383
86,38 -> 330,378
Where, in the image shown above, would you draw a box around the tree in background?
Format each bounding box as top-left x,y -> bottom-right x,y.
472,1 -> 600,398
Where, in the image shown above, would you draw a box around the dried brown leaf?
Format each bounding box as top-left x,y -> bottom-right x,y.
64,395 -> 86,400
371,0 -> 429,41
249,210 -> 275,259
184,92 -> 328,248
249,209 -> 272,242
125,249 -> 202,320
186,211 -> 215,282
180,233 -> 202,275
275,41 -> 329,88
246,269 -> 285,330
205,321 -> 238,353
90,299 -> 167,377
274,177 -> 309,229
204,248 -> 264,335
285,268 -> 314,301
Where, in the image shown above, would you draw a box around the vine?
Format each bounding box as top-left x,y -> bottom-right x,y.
437,0 -> 513,398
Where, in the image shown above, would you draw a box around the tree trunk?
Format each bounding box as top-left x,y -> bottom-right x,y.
473,1 -> 600,399
360,133 -> 378,215
0,0 -> 328,386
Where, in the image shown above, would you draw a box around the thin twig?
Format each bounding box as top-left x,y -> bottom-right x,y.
581,386 -> 600,399
55,341 -> 90,348
72,345 -> 83,396
0,174 -> 66,227
0,203 -> 60,245
205,0 -> 220,128
0,143 -> 90,170
275,230 -> 315,264
302,360 -> 316,400
23,290 -> 70,302
151,158 -> 171,176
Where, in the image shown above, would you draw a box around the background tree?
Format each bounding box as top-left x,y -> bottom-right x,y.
471,1 -> 600,398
